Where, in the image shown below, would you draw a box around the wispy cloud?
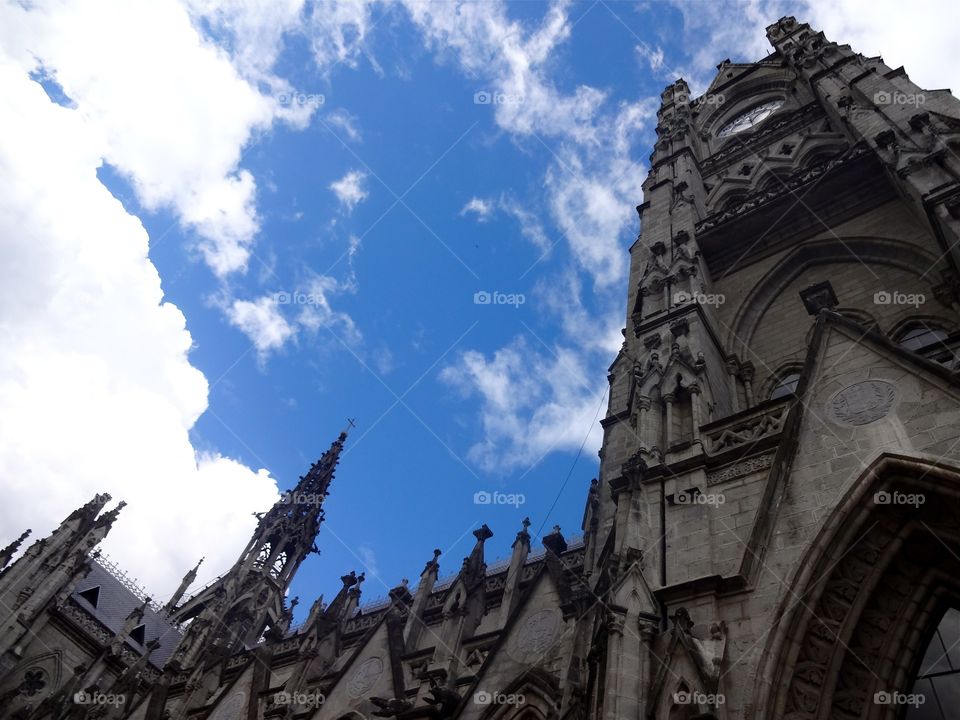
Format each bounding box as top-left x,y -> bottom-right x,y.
330,169 -> 369,212
326,107 -> 362,142
460,196 -> 494,221
226,295 -> 296,360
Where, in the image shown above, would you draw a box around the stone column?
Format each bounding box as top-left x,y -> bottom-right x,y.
638,620 -> 659,717
726,359 -> 741,413
602,610 -> 630,720
663,394 -> 675,448
636,397 -> 651,450
741,366 -> 755,407
690,385 -> 703,444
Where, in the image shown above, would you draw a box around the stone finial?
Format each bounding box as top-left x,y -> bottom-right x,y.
513,517 -> 531,549
473,524 -> 493,543
543,526 -> 567,556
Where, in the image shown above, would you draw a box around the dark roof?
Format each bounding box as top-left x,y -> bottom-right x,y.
72,559 -> 182,668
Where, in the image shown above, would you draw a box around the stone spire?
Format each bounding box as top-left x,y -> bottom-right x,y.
404,548 -> 441,650
429,525 -> 493,681
163,557 -> 203,614
168,428 -> 351,661
0,494 -> 122,658
499,518 -> 531,623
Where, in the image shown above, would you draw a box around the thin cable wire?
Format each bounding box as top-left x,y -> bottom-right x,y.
535,385 -> 608,539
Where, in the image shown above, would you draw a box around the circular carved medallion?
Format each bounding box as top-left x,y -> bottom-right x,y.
830,380 -> 896,426
509,609 -> 562,664
209,690 -> 246,719
347,657 -> 383,698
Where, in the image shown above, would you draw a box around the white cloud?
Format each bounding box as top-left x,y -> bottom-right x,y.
499,196 -> 550,251
297,275 -> 363,347
307,0 -> 379,70
182,0 -> 306,80
225,270 -> 362,361
397,1 -> 654,468
805,0 -> 960,96
357,544 -> 380,579
440,337 -> 607,472
0,55 -> 280,597
326,108 -> 363,142
0,0 -> 291,279
460,197 -> 495,221
660,0 -> 960,99
461,195 -> 550,251
636,43 -> 666,72
226,295 -> 296,359
402,0 -> 604,144
330,170 -> 369,212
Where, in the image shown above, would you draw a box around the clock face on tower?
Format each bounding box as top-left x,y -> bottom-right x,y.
716,99 -> 784,137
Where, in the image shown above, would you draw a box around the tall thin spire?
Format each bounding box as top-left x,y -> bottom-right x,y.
168,427 -> 352,662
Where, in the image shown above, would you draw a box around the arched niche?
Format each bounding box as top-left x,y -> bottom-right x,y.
726,236 -> 942,369
752,454 -> 960,719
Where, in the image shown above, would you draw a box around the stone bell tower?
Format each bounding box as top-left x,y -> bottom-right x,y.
581,14 -> 960,720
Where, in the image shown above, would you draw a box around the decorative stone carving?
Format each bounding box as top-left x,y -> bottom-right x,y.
509,608 -> 562,664
698,143 -> 868,233
706,453 -> 774,485
704,404 -> 787,454
829,380 -> 896,426
348,657 -> 384,698
209,690 -> 246,720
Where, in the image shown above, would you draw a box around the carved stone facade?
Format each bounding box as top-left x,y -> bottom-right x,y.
3,15 -> 960,720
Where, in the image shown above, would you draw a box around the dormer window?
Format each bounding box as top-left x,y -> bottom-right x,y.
78,585 -> 101,608
130,624 -> 146,645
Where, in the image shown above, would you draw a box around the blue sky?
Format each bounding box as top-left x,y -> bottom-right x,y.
3,0 -> 958,620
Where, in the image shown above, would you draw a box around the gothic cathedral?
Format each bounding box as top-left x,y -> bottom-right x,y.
4,14 -> 960,720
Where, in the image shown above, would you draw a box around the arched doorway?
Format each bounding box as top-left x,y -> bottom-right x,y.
754,455 -> 960,719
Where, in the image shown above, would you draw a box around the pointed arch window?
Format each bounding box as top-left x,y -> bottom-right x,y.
253,542 -> 271,570
270,551 -> 288,579
906,607 -> 960,718
896,322 -> 960,370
